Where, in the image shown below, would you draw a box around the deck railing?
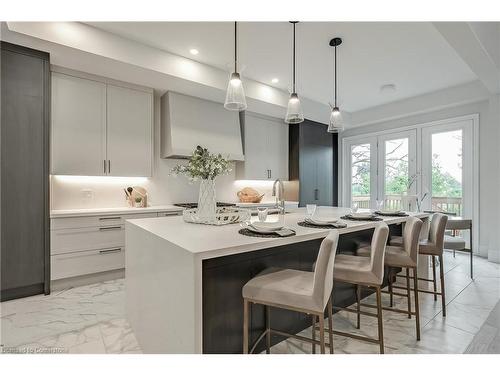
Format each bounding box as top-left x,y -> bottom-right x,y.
351,195 -> 463,215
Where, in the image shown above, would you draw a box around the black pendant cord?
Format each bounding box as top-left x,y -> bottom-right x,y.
292,22 -> 296,94
234,21 -> 238,73
334,44 -> 337,108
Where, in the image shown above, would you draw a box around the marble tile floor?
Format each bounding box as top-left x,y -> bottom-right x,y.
0,250 -> 498,354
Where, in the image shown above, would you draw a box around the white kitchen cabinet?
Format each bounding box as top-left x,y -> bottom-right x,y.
51,70 -> 153,177
107,85 -> 153,177
236,112 -> 289,180
51,73 -> 106,176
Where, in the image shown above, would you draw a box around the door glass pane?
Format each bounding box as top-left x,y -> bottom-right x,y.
384,138 -> 409,210
351,143 -> 371,208
431,130 -> 463,215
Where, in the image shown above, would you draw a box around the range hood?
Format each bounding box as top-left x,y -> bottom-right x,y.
161,91 -> 244,160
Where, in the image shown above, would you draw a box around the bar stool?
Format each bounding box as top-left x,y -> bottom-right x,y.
358,216 -> 423,340
444,217 -> 473,279
391,213 -> 448,316
327,223 -> 389,353
242,231 -> 339,354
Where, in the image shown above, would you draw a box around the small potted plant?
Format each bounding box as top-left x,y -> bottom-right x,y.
171,146 -> 231,220
134,197 -> 143,208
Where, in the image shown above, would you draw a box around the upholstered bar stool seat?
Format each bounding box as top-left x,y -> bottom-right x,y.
333,255 -> 382,286
242,268 -> 320,312
358,217 -> 423,340
242,231 -> 340,354
418,239 -> 443,255
443,235 -> 466,250
357,245 -> 417,268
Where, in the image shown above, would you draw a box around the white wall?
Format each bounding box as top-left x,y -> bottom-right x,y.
340,98 -> 500,262
50,95 -> 280,209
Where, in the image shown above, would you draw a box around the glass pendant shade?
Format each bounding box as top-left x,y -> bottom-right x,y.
327,106 -> 344,133
285,93 -> 304,124
224,72 -> 247,111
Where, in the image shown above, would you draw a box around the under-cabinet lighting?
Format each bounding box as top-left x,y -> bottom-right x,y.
52,175 -> 148,185
189,48 -> 199,55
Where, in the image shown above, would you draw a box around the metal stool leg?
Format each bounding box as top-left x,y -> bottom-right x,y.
375,286 -> 384,354
439,254 -> 446,317
405,267 -> 412,318
265,306 -> 271,354
432,256 -> 438,301
312,315 -> 316,354
388,270 -> 394,307
319,314 -> 325,354
412,267 -> 421,340
470,226 -> 473,279
243,299 -> 249,353
356,284 -> 361,329
327,298 -> 334,354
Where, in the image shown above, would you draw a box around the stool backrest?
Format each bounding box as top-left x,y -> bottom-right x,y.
429,213 -> 448,251
369,223 -> 389,284
403,217 -> 423,263
312,231 -> 339,310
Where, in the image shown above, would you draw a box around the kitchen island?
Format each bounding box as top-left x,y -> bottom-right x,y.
125,207 -> 429,354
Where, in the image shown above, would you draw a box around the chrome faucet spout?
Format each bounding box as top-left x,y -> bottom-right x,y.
272,179 -> 285,214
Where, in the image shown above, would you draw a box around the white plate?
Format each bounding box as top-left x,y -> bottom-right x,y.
350,212 -> 375,219
251,222 -> 284,231
305,217 -> 338,225
379,209 -> 402,215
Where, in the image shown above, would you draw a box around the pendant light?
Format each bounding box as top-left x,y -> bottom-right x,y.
327,37 -> 344,133
285,21 -> 304,124
224,21 -> 247,111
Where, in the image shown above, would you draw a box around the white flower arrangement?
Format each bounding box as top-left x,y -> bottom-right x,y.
171,146 -> 232,181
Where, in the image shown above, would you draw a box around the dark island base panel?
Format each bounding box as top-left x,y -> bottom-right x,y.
202,224 -> 403,354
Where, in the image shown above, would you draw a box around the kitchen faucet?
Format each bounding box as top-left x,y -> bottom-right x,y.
272,179 -> 285,214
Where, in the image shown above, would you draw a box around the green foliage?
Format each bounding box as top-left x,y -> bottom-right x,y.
171,146 -> 231,181
431,155 -> 462,197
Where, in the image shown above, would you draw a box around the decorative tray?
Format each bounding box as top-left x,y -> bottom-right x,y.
183,207 -> 251,226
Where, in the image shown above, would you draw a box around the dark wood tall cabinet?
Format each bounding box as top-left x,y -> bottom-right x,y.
289,119 -> 338,207
1,42 -> 50,301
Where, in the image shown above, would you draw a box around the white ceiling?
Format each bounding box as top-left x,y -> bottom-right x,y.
86,22 -> 477,112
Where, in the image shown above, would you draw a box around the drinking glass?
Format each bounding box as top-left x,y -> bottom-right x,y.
306,204 -> 317,217
257,207 -> 268,222
351,202 -> 359,214
376,200 -> 384,211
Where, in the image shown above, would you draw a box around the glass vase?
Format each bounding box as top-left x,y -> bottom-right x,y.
197,179 -> 217,221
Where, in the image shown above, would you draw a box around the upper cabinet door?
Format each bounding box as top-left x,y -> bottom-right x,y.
51,73 -> 106,175
236,113 -> 289,180
106,85 -> 153,177
266,117 -> 288,180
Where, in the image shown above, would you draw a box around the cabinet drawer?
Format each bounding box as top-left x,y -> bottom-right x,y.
157,211 -> 182,217
51,247 -> 124,280
51,225 -> 124,255
51,212 -> 157,229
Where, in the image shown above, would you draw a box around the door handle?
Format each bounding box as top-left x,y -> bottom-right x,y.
99,226 -> 122,231
99,248 -> 122,254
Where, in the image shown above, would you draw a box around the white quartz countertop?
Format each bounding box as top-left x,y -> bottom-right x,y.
126,207 -> 429,260
50,204 -> 183,218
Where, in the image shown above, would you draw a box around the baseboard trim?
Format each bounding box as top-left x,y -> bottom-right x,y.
50,269 -> 125,291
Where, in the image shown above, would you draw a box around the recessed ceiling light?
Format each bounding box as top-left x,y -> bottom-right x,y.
189,48 -> 199,55
380,83 -> 397,93
271,78 -> 279,84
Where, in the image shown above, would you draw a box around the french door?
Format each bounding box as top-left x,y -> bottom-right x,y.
344,130 -> 417,210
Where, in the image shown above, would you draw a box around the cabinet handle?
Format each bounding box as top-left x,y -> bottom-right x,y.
269,169 -> 272,179
99,226 -> 122,231
99,247 -> 122,254
159,212 -> 182,217
99,216 -> 122,221
108,160 -> 111,174
103,160 -> 107,174
314,189 -> 319,200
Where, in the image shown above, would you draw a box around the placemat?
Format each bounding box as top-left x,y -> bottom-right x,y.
238,228 -> 296,238
374,211 -> 409,217
340,215 -> 383,222
297,221 -> 347,229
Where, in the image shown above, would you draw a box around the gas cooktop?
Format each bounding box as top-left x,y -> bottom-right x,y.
173,202 -> 236,209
